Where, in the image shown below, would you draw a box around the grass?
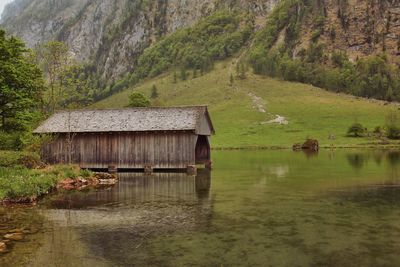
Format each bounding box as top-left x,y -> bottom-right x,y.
0,151 -> 93,201
93,60 -> 400,149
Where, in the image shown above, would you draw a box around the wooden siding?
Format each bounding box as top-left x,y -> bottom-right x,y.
41,131 -> 198,169
197,113 -> 214,136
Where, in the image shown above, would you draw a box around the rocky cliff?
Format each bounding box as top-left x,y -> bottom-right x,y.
1,0 -> 278,81
294,0 -> 400,61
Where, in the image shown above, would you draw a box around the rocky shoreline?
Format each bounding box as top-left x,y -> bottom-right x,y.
1,172 -> 118,205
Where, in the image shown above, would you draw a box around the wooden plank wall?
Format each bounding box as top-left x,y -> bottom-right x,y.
41,132 -> 198,169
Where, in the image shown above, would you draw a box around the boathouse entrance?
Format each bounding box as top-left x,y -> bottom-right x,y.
195,135 -> 210,164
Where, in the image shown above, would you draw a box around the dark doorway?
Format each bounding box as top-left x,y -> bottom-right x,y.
195,135 -> 210,164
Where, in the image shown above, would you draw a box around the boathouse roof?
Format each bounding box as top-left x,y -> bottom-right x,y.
33,106 -> 215,134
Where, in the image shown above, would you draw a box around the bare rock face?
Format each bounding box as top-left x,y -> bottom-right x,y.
0,0 -> 278,81
293,0 -> 400,61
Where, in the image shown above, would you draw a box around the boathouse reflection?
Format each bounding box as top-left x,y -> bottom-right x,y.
44,169 -> 212,209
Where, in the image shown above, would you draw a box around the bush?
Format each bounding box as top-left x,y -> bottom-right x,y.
0,151 -> 41,168
347,123 -> 365,137
128,92 -> 151,107
0,132 -> 21,150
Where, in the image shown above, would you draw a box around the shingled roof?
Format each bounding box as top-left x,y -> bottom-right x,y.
33,106 -> 215,134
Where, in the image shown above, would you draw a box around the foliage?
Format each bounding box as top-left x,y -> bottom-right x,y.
150,84 -> 159,99
248,0 -> 400,102
0,164 -> 93,200
34,41 -> 94,111
0,150 -> 40,167
128,92 -> 151,107
236,62 -> 247,79
386,111 -> 400,139
136,11 -> 252,79
0,29 -> 45,132
347,123 -> 365,137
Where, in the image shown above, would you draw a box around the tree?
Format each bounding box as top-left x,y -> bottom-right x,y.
0,29 -> 45,131
35,41 -> 94,110
128,92 -> 151,107
386,111 -> 400,139
229,73 -> 234,86
36,41 -> 69,112
180,68 -> 187,81
150,84 -> 159,99
236,62 -> 246,79
347,123 -> 365,137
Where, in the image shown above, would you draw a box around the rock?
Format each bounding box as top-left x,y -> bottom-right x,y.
8,228 -> 24,233
59,178 -> 76,186
302,139 -> 319,151
98,179 -> 117,185
95,172 -> 116,180
0,242 -> 7,253
4,232 -> 24,241
292,143 -> 302,151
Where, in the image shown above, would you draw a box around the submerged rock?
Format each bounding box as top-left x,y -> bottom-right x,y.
95,173 -> 117,180
0,242 -> 7,253
4,232 -> 24,241
98,179 -> 118,185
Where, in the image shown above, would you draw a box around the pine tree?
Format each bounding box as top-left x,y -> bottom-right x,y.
180,68 -> 187,81
229,73 -> 234,86
173,71 -> 177,83
151,84 -> 159,99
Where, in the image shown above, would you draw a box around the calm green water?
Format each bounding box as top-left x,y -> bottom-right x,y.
3,149 -> 400,266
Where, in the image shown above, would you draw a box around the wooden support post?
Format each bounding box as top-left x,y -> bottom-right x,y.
108,165 -> 117,174
187,165 -> 197,175
205,161 -> 213,170
144,165 -> 153,174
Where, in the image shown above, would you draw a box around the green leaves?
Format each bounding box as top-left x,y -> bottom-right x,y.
136,10 -> 251,79
127,92 -> 151,108
0,28 -> 45,132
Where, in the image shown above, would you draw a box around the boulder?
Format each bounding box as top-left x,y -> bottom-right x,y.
302,139 -> 319,151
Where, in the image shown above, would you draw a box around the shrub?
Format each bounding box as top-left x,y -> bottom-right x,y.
150,85 -> 159,99
347,123 -> 365,137
128,92 -> 151,107
386,111 -> 400,139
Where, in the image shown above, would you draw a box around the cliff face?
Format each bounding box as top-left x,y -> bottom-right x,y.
1,0 -> 278,81
3,0 -> 396,83
288,0 -> 400,61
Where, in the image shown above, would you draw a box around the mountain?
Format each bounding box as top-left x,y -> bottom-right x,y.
0,0 -> 278,82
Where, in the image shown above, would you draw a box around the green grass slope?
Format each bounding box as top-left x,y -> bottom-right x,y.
93,61 -> 400,149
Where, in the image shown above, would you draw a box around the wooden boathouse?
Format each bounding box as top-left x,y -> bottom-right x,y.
34,106 -> 215,172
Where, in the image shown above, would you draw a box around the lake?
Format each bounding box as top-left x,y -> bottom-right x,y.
2,149 -> 400,266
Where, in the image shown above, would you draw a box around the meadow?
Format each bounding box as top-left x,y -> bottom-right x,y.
94,61 -> 400,149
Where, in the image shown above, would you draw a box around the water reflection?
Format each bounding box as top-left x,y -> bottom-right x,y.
8,149 -> 400,266
43,169 -> 212,209
346,150 -> 400,171
346,153 -> 368,170
29,170 -> 213,266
